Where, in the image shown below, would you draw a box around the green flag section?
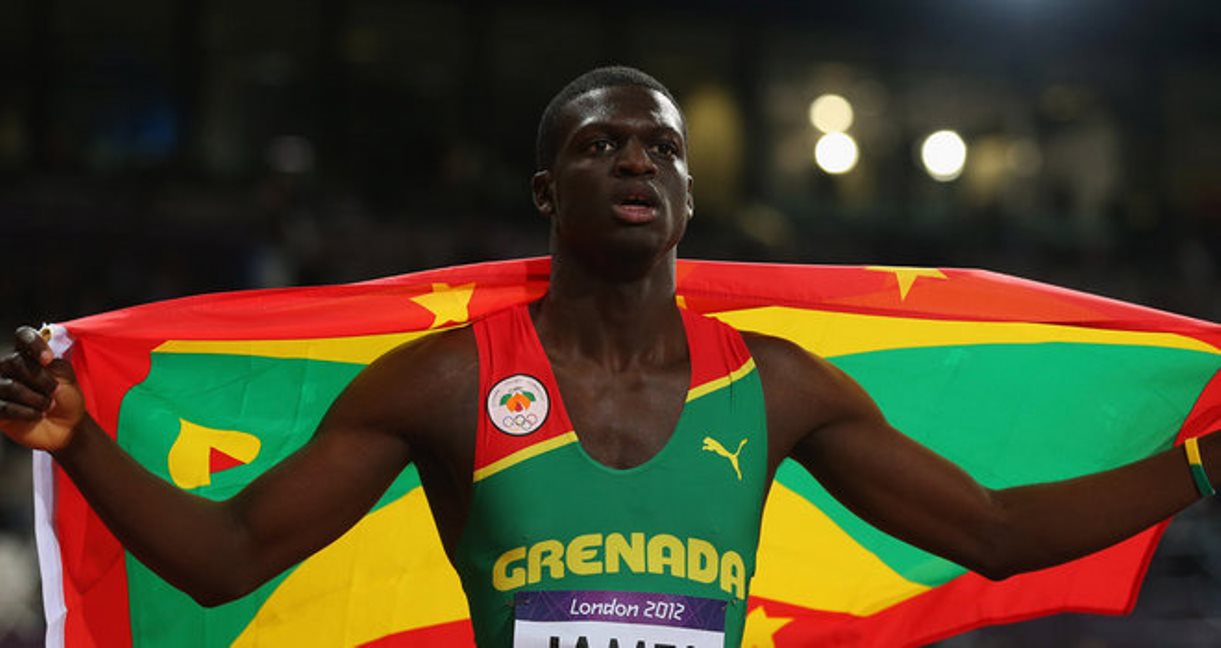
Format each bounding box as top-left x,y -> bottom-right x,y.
117,352 -> 432,648
32,257 -> 1220,647
805,343 -> 1212,588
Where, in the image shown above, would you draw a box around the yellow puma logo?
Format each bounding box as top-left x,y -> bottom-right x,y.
702,436 -> 748,481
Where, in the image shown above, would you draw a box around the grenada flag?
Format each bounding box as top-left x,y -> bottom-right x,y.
33,257 -> 1221,647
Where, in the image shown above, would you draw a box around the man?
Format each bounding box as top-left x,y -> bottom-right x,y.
1,66 -> 1218,647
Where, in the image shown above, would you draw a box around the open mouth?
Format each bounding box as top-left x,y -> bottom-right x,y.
612,191 -> 661,224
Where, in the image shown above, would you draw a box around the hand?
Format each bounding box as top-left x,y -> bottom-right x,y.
0,325 -> 85,452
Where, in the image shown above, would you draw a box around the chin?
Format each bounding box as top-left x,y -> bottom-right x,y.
587,238 -> 678,282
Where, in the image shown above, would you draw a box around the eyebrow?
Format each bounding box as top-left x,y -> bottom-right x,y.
570,121 -> 685,141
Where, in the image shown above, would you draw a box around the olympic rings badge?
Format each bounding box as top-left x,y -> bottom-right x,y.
487,374 -> 550,436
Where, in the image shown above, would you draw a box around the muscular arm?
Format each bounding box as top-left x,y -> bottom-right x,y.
747,333 -> 1217,580
1,326 -> 476,606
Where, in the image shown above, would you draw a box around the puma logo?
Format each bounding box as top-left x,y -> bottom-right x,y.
702,436 -> 748,481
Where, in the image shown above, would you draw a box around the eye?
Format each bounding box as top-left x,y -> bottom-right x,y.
652,141 -> 680,158
587,139 -> 615,154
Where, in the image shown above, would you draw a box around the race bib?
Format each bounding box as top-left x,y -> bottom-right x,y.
513,590 -> 726,648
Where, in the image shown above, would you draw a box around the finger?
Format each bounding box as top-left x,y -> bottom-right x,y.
14,325 -> 53,366
45,357 -> 76,380
0,376 -> 53,411
0,350 -> 59,397
0,398 -> 44,421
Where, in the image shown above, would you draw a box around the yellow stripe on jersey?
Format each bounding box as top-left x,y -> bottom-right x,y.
686,358 -> 757,403
473,431 -> 580,483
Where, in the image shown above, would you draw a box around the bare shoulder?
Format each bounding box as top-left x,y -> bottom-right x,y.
739,331 -> 848,402
739,331 -> 883,464
368,325 -> 479,385
325,326 -> 479,448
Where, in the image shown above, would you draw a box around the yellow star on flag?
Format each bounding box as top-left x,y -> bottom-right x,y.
866,266 -> 947,301
409,282 -> 476,328
741,605 -> 793,648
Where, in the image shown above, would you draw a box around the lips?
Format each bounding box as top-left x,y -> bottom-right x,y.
611,187 -> 661,224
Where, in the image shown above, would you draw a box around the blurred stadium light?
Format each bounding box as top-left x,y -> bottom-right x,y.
809,93 -> 855,133
921,130 -> 968,182
815,131 -> 859,175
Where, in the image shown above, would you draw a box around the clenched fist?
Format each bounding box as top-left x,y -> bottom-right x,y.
0,326 -> 85,452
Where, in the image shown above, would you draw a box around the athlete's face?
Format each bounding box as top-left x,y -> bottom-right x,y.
533,85 -> 693,279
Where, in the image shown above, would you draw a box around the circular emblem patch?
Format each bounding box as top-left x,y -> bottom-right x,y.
486,374 -> 550,436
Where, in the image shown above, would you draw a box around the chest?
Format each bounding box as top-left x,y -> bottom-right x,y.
550,361 -> 690,470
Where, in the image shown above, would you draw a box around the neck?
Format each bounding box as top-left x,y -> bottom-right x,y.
533,250 -> 685,370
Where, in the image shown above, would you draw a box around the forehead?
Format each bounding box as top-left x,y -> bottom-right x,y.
558,85 -> 685,139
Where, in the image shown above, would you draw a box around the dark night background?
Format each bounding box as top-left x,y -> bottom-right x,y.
1,1 -> 1219,645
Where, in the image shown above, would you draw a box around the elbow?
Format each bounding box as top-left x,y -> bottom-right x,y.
968,555 -> 1020,582
173,566 -> 264,608
954,512 -> 1023,582
189,589 -> 239,609
185,576 -> 261,608
947,532 -> 1011,580
181,578 -> 246,608
177,524 -> 271,607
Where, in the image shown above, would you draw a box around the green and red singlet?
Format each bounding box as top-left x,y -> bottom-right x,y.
456,304 -> 769,647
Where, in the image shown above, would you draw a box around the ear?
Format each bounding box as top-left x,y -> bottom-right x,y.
686,174 -> 695,220
532,170 -> 555,217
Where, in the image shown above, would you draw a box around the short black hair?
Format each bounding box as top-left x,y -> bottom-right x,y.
535,65 -> 684,170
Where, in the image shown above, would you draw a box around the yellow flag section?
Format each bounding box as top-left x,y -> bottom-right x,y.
752,484 -> 932,617
167,420 -> 261,489
154,331 -> 436,365
231,488 -> 467,646
715,306 -> 1218,359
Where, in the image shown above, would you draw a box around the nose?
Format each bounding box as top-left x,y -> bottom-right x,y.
614,138 -> 657,177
